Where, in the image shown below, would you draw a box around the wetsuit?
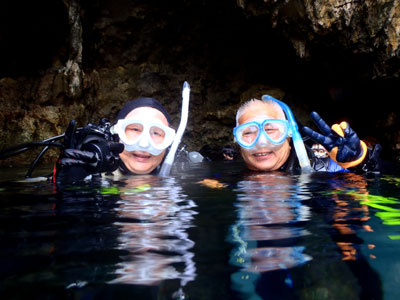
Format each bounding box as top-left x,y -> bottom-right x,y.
279,142 -> 380,174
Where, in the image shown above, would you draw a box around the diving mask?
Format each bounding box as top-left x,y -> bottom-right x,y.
233,117 -> 291,150
312,144 -> 328,158
111,117 -> 176,156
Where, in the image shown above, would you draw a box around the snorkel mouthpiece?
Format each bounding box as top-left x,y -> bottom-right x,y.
159,81 -> 191,176
261,95 -> 313,172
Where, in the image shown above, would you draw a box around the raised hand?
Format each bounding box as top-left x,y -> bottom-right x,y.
303,112 -> 367,167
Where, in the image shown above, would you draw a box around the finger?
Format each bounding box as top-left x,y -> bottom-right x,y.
339,122 -> 361,148
339,121 -> 353,137
64,149 -> 97,163
302,126 -> 328,145
310,112 -> 332,136
59,158 -> 88,167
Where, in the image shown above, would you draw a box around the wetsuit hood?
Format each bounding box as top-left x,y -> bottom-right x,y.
116,97 -> 172,124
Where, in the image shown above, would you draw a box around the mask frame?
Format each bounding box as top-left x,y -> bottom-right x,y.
233,119 -> 291,149
111,118 -> 176,155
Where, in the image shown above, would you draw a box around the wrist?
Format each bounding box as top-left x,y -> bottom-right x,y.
331,140 -> 368,169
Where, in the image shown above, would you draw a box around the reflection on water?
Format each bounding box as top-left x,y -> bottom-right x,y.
326,173 -> 373,261
229,172 -> 312,299
110,176 -> 197,287
1,162 -> 400,299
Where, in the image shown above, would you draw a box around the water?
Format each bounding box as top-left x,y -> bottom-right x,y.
1,161 -> 400,300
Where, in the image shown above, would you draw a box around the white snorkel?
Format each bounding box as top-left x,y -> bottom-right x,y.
159,81 -> 191,176
261,95 -> 313,173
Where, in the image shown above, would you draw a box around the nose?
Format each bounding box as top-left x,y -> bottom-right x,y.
257,133 -> 269,146
138,134 -> 150,147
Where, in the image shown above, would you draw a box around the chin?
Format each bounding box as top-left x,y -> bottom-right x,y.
130,165 -> 155,175
250,163 -> 277,172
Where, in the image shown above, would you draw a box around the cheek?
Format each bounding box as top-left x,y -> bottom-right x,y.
152,151 -> 166,164
274,141 -> 291,160
119,150 -> 129,161
240,149 -> 253,161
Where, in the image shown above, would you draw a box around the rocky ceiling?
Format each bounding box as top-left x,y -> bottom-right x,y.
0,0 -> 399,166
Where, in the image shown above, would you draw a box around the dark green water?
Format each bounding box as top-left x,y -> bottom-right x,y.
1,161 -> 400,300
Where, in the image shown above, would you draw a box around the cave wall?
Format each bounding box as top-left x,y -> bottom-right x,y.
0,0 -> 399,166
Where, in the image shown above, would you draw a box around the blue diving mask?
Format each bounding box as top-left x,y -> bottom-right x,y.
111,117 -> 176,156
233,117 -> 291,150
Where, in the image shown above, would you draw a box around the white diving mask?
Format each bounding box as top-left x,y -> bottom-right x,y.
111,117 -> 176,156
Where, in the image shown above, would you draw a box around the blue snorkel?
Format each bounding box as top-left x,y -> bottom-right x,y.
261,95 -> 313,173
159,81 -> 191,176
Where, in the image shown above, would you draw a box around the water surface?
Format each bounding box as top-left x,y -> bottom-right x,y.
1,161 -> 400,299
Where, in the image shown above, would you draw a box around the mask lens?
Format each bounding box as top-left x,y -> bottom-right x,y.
238,124 -> 259,146
150,126 -> 166,145
264,121 -> 287,143
125,123 -> 144,143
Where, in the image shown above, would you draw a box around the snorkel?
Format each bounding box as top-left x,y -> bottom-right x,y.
159,81 -> 191,176
261,95 -> 313,172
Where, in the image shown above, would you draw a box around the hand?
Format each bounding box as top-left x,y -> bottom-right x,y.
59,148 -> 98,168
303,112 -> 367,167
54,119 -> 124,184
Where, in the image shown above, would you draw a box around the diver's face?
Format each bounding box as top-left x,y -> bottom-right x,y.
238,103 -> 291,172
119,107 -> 168,174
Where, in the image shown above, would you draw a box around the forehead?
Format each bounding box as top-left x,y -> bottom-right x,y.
312,144 -> 325,150
125,107 -> 168,125
238,102 -> 283,125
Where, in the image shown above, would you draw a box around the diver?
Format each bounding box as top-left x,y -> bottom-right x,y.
311,143 -> 328,159
311,143 -> 333,171
221,145 -> 236,161
54,82 -> 193,183
233,96 -> 381,173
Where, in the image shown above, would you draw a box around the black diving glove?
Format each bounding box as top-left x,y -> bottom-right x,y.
59,149 -> 99,168
302,112 -> 368,169
55,149 -> 98,184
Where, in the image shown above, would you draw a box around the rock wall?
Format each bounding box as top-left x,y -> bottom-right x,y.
240,0 -> 400,76
0,0 -> 399,167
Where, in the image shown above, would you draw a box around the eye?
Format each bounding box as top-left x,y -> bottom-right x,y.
127,126 -> 141,132
150,127 -> 166,137
264,126 -> 278,134
242,125 -> 258,135
243,130 -> 254,136
125,124 -> 143,135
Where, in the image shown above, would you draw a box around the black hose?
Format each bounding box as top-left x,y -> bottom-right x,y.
0,141 -> 64,159
0,134 -> 65,160
25,145 -> 50,178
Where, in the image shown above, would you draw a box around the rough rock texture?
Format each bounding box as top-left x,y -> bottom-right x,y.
239,0 -> 400,77
1,0 -> 399,167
